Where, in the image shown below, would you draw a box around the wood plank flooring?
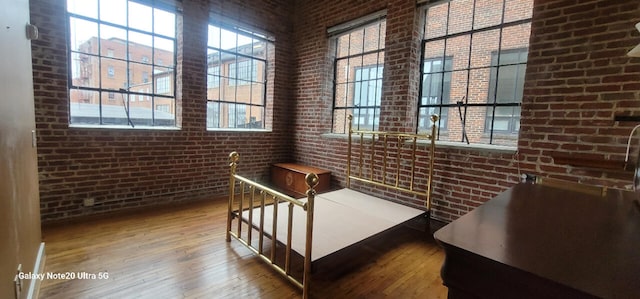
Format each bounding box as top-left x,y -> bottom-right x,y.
40,197 -> 448,298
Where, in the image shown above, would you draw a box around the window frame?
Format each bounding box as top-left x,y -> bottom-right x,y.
66,0 -> 178,128
418,0 -> 532,146
206,22 -> 271,130
330,15 -> 386,133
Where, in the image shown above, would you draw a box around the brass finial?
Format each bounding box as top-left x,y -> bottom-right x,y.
229,151 -> 239,163
229,151 -> 239,174
430,114 -> 439,123
305,173 -> 319,196
347,114 -> 353,121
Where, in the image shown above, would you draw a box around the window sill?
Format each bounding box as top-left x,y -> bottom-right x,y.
207,128 -> 272,133
69,124 -> 180,131
435,140 -> 517,154
321,133 -> 517,154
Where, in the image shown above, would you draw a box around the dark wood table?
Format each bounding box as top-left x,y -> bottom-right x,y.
434,183 -> 640,299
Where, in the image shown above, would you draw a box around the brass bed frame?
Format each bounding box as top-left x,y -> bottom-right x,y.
226,114 -> 438,298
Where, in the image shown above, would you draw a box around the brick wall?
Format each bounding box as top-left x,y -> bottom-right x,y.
292,0 -> 640,222
30,0 -> 294,223
518,0 -> 640,189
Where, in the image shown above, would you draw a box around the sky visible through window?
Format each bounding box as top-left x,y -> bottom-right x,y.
68,0 -> 262,60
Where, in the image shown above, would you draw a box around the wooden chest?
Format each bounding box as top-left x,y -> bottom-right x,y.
271,163 -> 331,197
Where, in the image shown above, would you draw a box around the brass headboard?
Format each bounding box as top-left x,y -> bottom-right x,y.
346,114 -> 438,210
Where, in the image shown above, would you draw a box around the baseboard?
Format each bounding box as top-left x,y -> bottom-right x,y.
26,242 -> 45,299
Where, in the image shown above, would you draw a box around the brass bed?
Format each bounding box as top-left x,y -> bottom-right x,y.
226,115 -> 438,298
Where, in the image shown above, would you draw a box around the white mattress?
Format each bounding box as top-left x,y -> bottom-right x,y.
241,188 -> 424,261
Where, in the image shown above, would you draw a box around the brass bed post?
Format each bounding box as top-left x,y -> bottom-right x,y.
227,152 -> 240,242
346,115 -> 353,188
426,115 -> 439,211
302,173 -> 319,299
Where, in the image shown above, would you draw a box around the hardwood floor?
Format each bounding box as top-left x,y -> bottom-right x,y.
40,197 -> 448,298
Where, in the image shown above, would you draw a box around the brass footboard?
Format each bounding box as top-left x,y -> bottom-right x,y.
226,151 -> 317,299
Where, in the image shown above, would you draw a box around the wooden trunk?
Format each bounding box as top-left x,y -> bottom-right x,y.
271,163 -> 331,197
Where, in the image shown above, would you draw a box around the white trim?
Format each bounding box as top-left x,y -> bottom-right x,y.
26,243 -> 45,299
327,10 -> 387,36
417,0 -> 452,7
208,13 -> 275,43
321,133 -> 517,154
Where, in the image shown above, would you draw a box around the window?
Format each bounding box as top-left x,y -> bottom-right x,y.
419,0 -> 532,146
206,23 -> 271,129
67,0 -> 177,127
331,15 -> 386,133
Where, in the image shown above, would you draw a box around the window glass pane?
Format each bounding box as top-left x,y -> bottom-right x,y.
252,39 -> 267,59
473,0 -> 504,30
128,1 -> 152,32
446,35 -> 470,71
246,106 -> 264,129
129,32 -> 153,63
423,40 -> 445,63
101,92 -> 129,125
69,90 -> 100,124
223,84 -> 236,102
67,0 -> 98,18
71,53 -> 99,88
220,28 -> 237,51
363,21 -> 384,53
253,60 -> 265,82
129,62 -> 152,88
154,97 -> 175,126
250,84 -> 264,106
154,37 -> 174,66
424,2 -> 448,39
505,0 -> 534,23
207,65 -> 220,88
154,8 -> 175,38
334,83 -> 348,108
348,29 -> 364,56
155,73 -> 172,94
99,24 -> 126,59
100,0 -> 127,26
237,34 -> 252,51
337,35 -> 350,58
70,18 -> 99,54
207,101 -> 220,128
448,0 -> 474,35
100,58 -> 126,89
501,23 -> 532,52
207,25 -> 221,48
470,29 -> 500,69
